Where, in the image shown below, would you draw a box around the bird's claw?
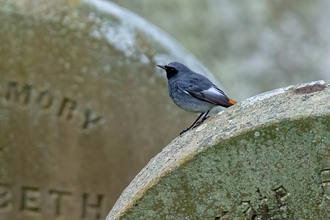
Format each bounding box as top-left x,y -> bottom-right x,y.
180,116 -> 211,135
180,129 -> 189,135
192,121 -> 203,128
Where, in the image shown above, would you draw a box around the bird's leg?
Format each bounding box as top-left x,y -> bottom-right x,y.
193,110 -> 210,128
201,110 -> 210,122
180,112 -> 204,135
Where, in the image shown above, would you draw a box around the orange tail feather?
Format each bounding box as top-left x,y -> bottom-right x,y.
228,98 -> 237,105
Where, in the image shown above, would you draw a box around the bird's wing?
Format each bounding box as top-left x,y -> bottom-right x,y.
178,76 -> 232,107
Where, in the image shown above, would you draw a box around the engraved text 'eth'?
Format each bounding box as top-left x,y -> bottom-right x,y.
0,183 -> 104,219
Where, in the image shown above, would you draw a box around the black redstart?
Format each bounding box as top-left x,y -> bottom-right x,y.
157,62 -> 237,135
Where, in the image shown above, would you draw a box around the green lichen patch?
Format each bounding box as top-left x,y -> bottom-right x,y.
116,115 -> 330,220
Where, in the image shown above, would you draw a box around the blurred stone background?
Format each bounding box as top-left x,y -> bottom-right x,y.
111,0 -> 330,100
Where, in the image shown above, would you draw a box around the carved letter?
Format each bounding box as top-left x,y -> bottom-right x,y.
239,201 -> 256,219
0,184 -> 12,212
320,169 -> 330,207
82,108 -> 102,129
82,193 -> 104,219
49,190 -> 72,216
57,97 -> 77,119
273,186 -> 290,212
215,211 -> 229,220
21,187 -> 40,212
5,82 -> 32,104
38,90 -> 54,109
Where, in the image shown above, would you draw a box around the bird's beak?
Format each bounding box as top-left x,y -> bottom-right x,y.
157,65 -> 167,70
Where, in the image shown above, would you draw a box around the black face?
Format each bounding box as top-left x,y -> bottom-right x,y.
157,65 -> 178,79
164,66 -> 178,74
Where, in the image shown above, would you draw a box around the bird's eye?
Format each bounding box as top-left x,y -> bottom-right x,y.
166,66 -> 177,74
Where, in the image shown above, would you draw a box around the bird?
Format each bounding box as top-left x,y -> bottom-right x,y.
157,62 -> 237,135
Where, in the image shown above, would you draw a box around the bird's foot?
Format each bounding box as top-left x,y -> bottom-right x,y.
180,128 -> 190,135
192,121 -> 203,128
180,115 -> 210,135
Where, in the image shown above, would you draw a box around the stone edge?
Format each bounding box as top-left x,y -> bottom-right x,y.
107,80 -> 329,220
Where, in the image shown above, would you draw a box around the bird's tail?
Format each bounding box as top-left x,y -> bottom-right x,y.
228,98 -> 237,105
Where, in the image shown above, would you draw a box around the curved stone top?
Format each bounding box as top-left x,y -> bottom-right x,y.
0,0 -> 218,84
81,0 -> 219,84
107,80 -> 330,219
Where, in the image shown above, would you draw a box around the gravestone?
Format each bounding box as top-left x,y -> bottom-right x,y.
0,0 -> 218,219
107,80 -> 330,220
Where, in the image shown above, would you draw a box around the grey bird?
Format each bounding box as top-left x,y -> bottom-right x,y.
157,62 -> 237,135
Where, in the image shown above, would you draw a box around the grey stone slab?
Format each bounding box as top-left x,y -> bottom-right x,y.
0,0 -> 218,219
108,80 -> 330,220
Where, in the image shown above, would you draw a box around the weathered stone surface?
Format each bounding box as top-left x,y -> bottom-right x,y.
0,0 -> 218,219
107,80 -> 330,220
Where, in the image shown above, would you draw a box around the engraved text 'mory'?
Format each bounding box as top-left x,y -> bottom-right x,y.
1,81 -> 103,129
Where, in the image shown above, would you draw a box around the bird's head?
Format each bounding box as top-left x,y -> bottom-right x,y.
157,62 -> 191,79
